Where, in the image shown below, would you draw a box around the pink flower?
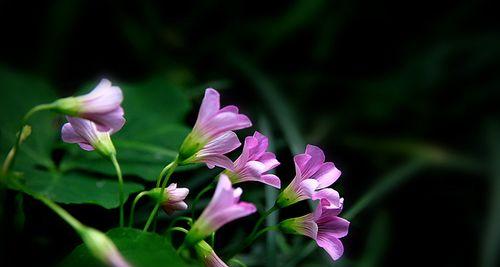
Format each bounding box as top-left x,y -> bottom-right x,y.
185,174 -> 256,244
54,79 -> 125,133
276,145 -> 341,208
194,240 -> 229,267
224,131 -> 281,188
160,183 -> 189,215
61,117 -> 116,157
178,88 -> 252,169
279,198 -> 349,261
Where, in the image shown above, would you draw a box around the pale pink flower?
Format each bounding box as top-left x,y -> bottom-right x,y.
224,131 -> 280,188
277,145 -> 341,207
194,240 -> 229,267
160,183 -> 189,215
61,117 -> 116,156
279,198 -> 349,261
178,88 -> 251,169
185,174 -> 256,244
55,79 -> 125,133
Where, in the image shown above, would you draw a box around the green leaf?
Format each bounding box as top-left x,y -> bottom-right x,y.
13,169 -> 143,209
0,66 -> 58,167
61,228 -> 194,267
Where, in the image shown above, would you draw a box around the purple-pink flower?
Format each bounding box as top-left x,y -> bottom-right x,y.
61,117 -> 116,156
160,183 -> 189,215
194,240 -> 229,267
277,145 -> 341,208
185,174 -> 256,244
178,88 -> 252,169
224,131 -> 281,188
55,79 -> 125,133
279,197 -> 349,261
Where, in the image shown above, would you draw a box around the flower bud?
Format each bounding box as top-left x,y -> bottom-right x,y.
79,227 -> 131,267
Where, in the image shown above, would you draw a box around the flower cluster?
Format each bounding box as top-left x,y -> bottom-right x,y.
4,80 -> 350,267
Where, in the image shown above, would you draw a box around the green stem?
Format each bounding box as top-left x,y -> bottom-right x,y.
143,159 -> 178,232
225,205 -> 279,259
191,181 -> 215,219
110,154 -> 125,227
168,227 -> 188,235
1,103 -> 55,176
168,216 -> 193,229
210,232 -> 215,248
129,191 -> 148,227
156,163 -> 172,188
37,195 -> 84,233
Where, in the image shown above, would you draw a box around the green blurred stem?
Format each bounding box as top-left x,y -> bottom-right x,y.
344,158 -> 426,221
129,191 -> 148,227
110,154 -> 125,227
1,103 -> 55,176
143,159 -> 178,232
168,227 -> 188,235
225,205 -> 279,259
155,162 -> 173,188
168,216 -> 192,229
209,232 -> 215,248
37,194 -> 84,233
191,181 -> 216,219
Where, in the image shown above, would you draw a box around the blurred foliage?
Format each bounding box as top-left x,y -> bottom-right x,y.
61,228 -> 193,267
0,0 -> 499,266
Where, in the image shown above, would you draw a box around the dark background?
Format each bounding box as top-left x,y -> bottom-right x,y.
1,0 -> 499,266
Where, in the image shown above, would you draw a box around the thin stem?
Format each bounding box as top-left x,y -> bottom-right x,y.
244,226 -> 278,250
2,103 -> 55,175
168,216 -> 193,229
191,181 -> 215,219
128,191 -> 148,227
249,205 -> 279,239
210,232 -> 215,248
168,227 -> 188,235
156,163 -> 172,188
225,205 -> 279,259
37,195 -> 84,233
110,154 -> 125,227
143,159 -> 178,232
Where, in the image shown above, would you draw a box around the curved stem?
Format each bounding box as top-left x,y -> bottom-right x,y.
190,181 -> 215,219
168,227 -> 188,235
2,103 -> 55,176
156,163 -> 172,188
249,205 -> 279,239
128,191 -> 148,227
143,159 -> 178,232
225,205 -> 279,259
110,154 -> 125,227
168,216 -> 193,229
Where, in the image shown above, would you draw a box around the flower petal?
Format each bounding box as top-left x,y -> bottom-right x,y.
199,131 -> 241,156
312,188 -> 342,210
86,107 -> 126,133
314,162 -> 341,189
260,174 -> 281,189
195,88 -> 220,126
319,217 -> 350,238
301,145 -> 325,178
316,232 -> 344,261
203,201 -> 256,232
61,123 -> 86,143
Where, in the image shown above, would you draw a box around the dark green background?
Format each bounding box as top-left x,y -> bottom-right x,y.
0,0 -> 499,266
